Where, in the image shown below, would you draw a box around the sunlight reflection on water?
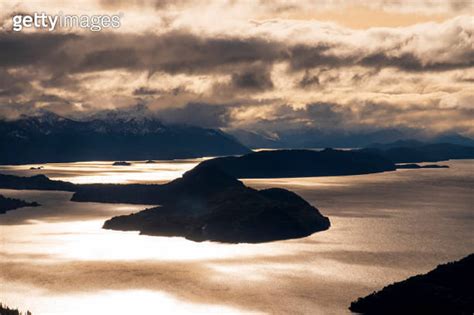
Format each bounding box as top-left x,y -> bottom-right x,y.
0,159 -> 208,184
0,159 -> 473,314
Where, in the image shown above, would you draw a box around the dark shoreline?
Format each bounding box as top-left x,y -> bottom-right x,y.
0,194 -> 40,214
0,302 -> 30,315
349,253 -> 474,315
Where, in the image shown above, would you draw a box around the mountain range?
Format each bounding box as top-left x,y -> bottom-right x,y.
228,128 -> 474,149
0,110 -> 250,164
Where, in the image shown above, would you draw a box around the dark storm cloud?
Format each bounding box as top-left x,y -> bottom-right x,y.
69,31 -> 286,75
287,42 -> 474,74
258,103 -> 350,130
79,48 -> 141,72
1,21 -> 472,79
0,69 -> 29,97
39,73 -> 81,89
306,102 -> 349,124
299,71 -> 320,88
360,51 -> 474,72
133,87 -> 160,96
230,65 -> 274,91
0,32 -> 78,69
156,102 -> 232,128
350,68 -> 381,83
0,31 -> 287,76
0,86 -> 22,96
37,93 -> 69,103
288,44 -> 351,70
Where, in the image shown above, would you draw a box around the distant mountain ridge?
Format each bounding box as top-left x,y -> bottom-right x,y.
362,142 -> 474,163
0,110 -> 250,164
229,128 -> 474,149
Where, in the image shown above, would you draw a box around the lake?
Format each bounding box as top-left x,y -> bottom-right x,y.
1,159 -> 473,314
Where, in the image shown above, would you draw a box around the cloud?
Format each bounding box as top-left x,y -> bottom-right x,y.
0,32 -> 78,69
299,71 -> 320,88
155,102 -> 232,128
231,67 -> 274,91
2,16 -> 472,76
0,2 -> 472,137
133,87 -> 160,96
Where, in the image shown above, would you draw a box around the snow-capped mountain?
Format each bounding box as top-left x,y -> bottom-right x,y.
0,110 -> 250,165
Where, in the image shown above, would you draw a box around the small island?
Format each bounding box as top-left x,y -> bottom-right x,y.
396,164 -> 449,169
112,161 -> 132,166
103,165 -> 330,243
145,160 -> 156,164
0,174 -> 76,191
0,194 -> 40,214
349,253 -> 474,315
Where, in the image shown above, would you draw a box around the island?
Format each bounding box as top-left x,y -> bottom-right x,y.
349,253 -> 474,315
112,161 -> 132,166
0,174 -> 76,191
102,165 -> 330,243
196,148 -> 396,178
0,166 -> 330,243
0,194 -> 40,214
191,143 -> 472,178
396,164 -> 449,169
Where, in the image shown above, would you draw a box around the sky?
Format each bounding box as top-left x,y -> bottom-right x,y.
0,0 -> 473,136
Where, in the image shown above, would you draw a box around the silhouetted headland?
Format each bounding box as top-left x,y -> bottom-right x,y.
196,148 -> 396,178
349,253 -> 474,315
198,143 -> 470,179
396,164 -> 449,169
102,165 -> 330,243
0,174 -> 76,191
0,194 -> 40,214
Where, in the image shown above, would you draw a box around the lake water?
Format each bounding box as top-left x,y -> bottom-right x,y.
1,160 -> 473,314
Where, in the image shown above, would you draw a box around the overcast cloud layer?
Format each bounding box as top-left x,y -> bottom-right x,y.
0,0 -> 473,136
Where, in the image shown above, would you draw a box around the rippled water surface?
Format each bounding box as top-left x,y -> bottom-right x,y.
1,160 -> 473,314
